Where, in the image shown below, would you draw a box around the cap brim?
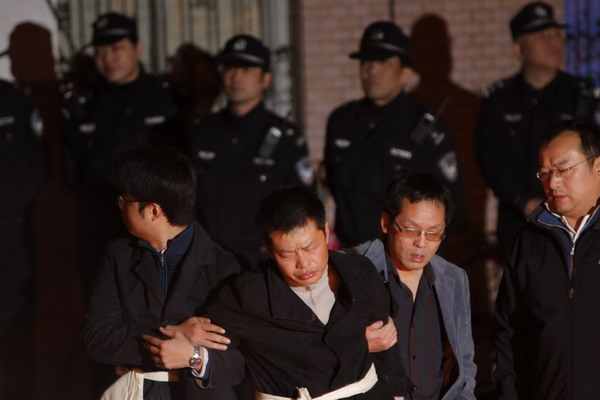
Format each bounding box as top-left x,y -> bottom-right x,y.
92,35 -> 129,46
520,22 -> 566,37
219,54 -> 265,68
349,48 -> 399,61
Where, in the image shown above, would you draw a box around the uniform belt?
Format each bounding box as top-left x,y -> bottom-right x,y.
100,368 -> 180,400
256,363 -> 379,400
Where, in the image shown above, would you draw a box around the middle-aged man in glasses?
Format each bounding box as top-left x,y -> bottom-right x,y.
494,120 -> 600,400
346,171 -> 476,400
475,1 -> 600,258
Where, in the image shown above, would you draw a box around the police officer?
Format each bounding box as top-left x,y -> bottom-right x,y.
63,12 -> 177,186
475,1 -> 600,256
61,12 -> 178,292
325,21 -> 460,248
190,34 -> 314,267
0,79 -> 43,398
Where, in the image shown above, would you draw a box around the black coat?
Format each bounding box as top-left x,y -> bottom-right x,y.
494,206 -> 600,399
205,251 -> 407,399
81,222 -> 244,399
475,71 -> 600,254
325,93 -> 461,247
63,72 -> 178,186
190,102 -> 314,266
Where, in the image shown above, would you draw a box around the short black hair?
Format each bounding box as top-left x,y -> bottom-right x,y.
255,187 -> 326,244
541,120 -> 600,165
114,146 -> 197,226
383,171 -> 454,225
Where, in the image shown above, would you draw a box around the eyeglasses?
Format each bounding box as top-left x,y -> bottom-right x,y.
536,156 -> 597,181
393,220 -> 446,242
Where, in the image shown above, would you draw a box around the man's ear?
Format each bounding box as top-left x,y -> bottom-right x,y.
148,203 -> 163,221
512,42 -> 525,63
135,41 -> 144,61
261,71 -> 272,90
381,212 -> 391,235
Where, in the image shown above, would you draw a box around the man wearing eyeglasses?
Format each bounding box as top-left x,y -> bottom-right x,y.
494,121 -> 600,400
346,171 -> 476,400
81,146 -> 244,399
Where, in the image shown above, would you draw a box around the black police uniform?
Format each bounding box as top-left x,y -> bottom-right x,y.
190,101 -> 314,266
63,71 -> 178,186
0,79 -> 43,397
325,93 -> 460,247
475,70 -> 600,254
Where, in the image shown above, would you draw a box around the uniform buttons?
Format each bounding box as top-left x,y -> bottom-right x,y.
395,165 -> 401,171
259,174 -> 267,182
5,133 -> 12,141
231,138 -> 239,145
531,98 -> 538,106
368,122 -> 376,129
412,355 -> 416,360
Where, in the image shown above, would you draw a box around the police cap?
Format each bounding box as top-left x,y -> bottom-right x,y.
220,34 -> 271,71
510,2 -> 565,41
349,21 -> 411,64
92,12 -> 138,46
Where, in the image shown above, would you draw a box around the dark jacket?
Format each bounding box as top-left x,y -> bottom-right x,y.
475,71 -> 600,254
494,205 -> 600,400
190,102 -> 314,266
205,251 -> 407,399
325,93 -> 461,247
63,71 -> 178,186
81,222 -> 244,399
348,239 -> 476,400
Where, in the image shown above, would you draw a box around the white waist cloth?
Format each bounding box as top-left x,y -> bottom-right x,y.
100,369 -> 179,400
256,363 -> 378,400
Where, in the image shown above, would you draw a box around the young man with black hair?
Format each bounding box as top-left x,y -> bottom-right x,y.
144,187 -> 408,399
347,172 -> 476,400
189,34 -> 314,267
81,146 -> 243,400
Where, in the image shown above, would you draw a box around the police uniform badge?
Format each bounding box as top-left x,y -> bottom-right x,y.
438,151 -> 458,182
295,156 -> 315,187
31,109 -> 43,137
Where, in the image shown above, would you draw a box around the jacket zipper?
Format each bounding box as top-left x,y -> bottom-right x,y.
567,242 -> 575,400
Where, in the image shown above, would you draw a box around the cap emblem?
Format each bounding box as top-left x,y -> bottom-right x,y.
534,6 -> 547,17
370,29 -> 384,41
233,38 -> 247,51
97,17 -> 108,29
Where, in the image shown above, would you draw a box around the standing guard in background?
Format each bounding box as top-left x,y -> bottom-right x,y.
325,21 -> 461,248
189,34 -> 314,267
0,79 -> 43,400
475,1 -> 600,256
62,12 -> 178,292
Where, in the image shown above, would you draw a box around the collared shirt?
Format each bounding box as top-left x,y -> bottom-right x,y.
290,265 -> 336,324
388,256 -> 443,400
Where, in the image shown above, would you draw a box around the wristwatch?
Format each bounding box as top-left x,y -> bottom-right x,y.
188,344 -> 202,370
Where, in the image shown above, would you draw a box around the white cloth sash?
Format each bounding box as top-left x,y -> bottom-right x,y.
100,369 -> 178,400
256,363 -> 378,400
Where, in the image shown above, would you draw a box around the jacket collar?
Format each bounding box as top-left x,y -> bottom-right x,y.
131,222 -> 218,319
